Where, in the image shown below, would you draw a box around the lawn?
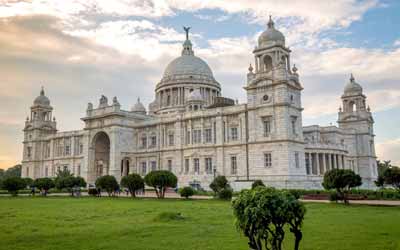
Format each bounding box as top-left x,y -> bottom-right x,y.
0,197 -> 399,250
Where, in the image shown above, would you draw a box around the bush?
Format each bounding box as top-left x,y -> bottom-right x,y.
144,170 -> 177,199
95,175 -> 119,196
88,188 -> 99,196
322,169 -> 362,204
217,188 -> 233,200
22,177 -> 34,188
251,179 -> 265,189
383,167 -> 400,191
210,176 -> 229,194
55,176 -> 86,196
33,178 -> 55,196
120,174 -> 144,197
2,177 -> 26,196
180,186 -> 195,199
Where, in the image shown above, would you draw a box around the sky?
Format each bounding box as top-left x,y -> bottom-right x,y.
0,0 -> 399,169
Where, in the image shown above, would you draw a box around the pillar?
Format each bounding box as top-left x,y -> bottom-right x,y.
315,153 -> 320,175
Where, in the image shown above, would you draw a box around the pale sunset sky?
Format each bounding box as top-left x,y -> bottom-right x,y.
0,0 -> 399,169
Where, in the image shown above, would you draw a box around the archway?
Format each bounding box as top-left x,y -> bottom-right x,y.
121,158 -> 131,176
263,55 -> 273,72
93,132 -> 110,179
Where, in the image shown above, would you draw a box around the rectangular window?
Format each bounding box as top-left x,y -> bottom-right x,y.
204,128 -> 212,143
263,119 -> 271,137
151,161 -> 157,171
291,116 -> 297,135
186,131 -> 190,144
141,162 -> 147,175
264,153 -> 272,168
185,159 -> 190,174
141,137 -> 147,148
77,165 -> 81,176
167,159 -> 172,172
305,154 -> 310,174
193,158 -> 200,174
63,165 -> 68,171
205,158 -> 213,174
168,134 -> 174,146
45,167 -> 48,177
79,144 -> 83,154
231,156 -> 237,175
295,152 -> 300,168
65,145 -> 70,156
27,146 -> 32,158
192,130 -> 201,144
230,127 -> 238,141
150,136 -> 157,147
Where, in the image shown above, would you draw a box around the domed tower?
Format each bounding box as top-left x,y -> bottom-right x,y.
153,27 -> 221,114
338,74 -> 377,185
131,98 -> 146,115
22,87 -> 57,178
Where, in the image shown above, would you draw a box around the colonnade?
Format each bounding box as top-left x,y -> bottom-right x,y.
305,152 -> 346,176
156,87 -> 220,109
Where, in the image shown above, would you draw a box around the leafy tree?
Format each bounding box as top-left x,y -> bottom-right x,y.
56,169 -> 73,178
34,178 -> 55,196
251,179 -> 265,189
232,187 -> 306,250
180,186 -> 194,199
217,188 -> 233,200
322,169 -> 362,204
22,177 -> 34,188
210,176 -> 230,195
383,167 -> 400,191
55,175 -> 86,196
3,165 -> 22,178
2,177 -> 26,196
120,173 -> 144,197
95,175 -> 119,196
144,170 -> 177,198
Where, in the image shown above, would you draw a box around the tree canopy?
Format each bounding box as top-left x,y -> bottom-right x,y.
34,178 -> 55,196
144,170 -> 177,198
322,169 -> 362,204
95,175 -> 119,196
120,173 -> 144,197
1,176 -> 26,196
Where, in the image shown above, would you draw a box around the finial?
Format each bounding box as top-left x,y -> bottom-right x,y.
183,26 -> 191,40
40,86 -> 45,96
248,63 -> 253,72
367,106 -> 371,112
26,116 -> 29,121
292,64 -> 298,73
137,97 -> 141,103
350,73 -> 355,82
267,15 -> 274,28
53,116 -> 56,121
339,106 -> 342,112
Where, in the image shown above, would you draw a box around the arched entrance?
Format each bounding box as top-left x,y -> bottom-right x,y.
121,157 -> 131,177
93,132 -> 110,179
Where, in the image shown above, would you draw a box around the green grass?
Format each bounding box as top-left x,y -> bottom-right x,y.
0,197 -> 399,250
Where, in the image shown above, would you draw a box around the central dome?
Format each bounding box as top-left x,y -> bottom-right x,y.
163,54 -> 214,79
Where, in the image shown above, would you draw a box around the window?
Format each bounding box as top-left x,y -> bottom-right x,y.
27,146 -> 32,158
63,165 -> 68,171
305,154 -> 310,175
168,134 -> 174,146
264,153 -> 272,168
151,161 -> 157,171
45,167 -> 48,177
77,165 -> 81,176
230,127 -> 238,141
192,130 -> 201,144
263,119 -> 271,137
193,158 -> 200,174
205,158 -> 212,174
150,136 -> 157,147
65,145 -> 70,156
291,116 -> 297,135
167,159 -> 172,172
204,128 -> 212,143
141,137 -> 147,148
231,156 -> 237,175
79,144 -> 83,154
186,131 -> 191,144
141,162 -> 147,175
185,159 -> 190,174
295,152 -> 300,168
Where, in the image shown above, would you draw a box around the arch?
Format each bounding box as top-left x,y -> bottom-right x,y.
263,55 -> 273,72
92,131 -> 110,179
349,101 -> 356,112
121,157 -> 131,176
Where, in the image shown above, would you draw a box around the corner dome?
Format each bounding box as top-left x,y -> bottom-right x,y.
344,74 -> 363,94
258,16 -> 285,47
34,87 -> 50,106
131,98 -> 146,114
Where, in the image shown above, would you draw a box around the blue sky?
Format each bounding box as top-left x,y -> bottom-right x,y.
0,0 -> 399,168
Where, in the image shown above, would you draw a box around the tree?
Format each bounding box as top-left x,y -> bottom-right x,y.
55,175 -> 86,196
144,170 -> 177,198
120,173 -> 144,197
210,176 -> 230,195
34,178 -> 55,196
2,177 -> 26,196
22,177 -> 34,188
251,179 -> 265,189
232,187 -> 306,250
383,167 -> 400,191
322,169 -> 362,204
95,175 -> 119,196
180,186 -> 194,199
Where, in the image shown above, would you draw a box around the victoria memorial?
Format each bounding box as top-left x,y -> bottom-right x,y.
21,17 -> 378,190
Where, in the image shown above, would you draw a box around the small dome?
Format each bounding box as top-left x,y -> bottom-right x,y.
344,74 -> 363,94
187,89 -> 203,102
131,98 -> 146,114
258,16 -> 285,47
34,87 -> 50,106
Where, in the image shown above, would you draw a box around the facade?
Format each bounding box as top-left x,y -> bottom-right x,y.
21,18 -> 378,190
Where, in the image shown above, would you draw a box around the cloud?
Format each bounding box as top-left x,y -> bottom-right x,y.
376,138 -> 400,166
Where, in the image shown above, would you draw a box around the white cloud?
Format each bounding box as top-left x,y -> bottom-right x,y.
376,138 -> 400,166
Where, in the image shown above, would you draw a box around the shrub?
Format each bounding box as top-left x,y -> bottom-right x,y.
22,177 -> 34,188
383,167 -> 400,191
2,177 -> 26,196
120,173 -> 144,197
180,186 -> 195,199
55,176 -> 86,196
322,169 -> 362,205
144,170 -> 177,199
217,188 -> 233,200
33,178 -> 55,196
232,187 -> 306,250
251,179 -> 265,189
210,176 -> 229,194
95,175 -> 119,196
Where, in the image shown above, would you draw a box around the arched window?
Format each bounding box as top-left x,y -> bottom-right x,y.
263,55 -> 273,72
349,101 -> 356,112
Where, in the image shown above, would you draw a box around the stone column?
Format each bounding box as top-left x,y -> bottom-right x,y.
333,154 -> 337,169
322,153 -> 326,174
316,153 -> 320,175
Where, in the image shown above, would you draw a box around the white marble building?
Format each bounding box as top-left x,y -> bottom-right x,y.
21,18 -> 378,190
